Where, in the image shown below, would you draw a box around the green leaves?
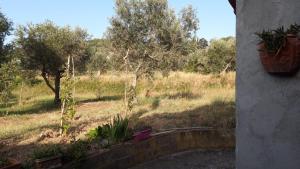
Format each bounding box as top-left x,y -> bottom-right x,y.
185,37 -> 236,74
256,24 -> 300,53
180,5 -> 199,39
108,0 -> 199,75
0,61 -> 18,106
32,145 -> 62,159
87,114 -> 132,144
17,21 -> 88,76
286,23 -> 300,35
60,56 -> 76,135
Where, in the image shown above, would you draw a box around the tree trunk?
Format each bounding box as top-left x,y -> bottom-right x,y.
123,49 -> 129,115
131,73 -> 138,104
54,73 -> 61,105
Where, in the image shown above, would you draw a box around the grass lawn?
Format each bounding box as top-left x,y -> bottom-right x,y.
0,71 -> 235,161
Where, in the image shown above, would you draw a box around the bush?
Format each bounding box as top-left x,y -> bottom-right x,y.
66,140 -> 88,161
0,156 -> 9,168
87,114 -> 133,144
32,145 -> 62,159
151,97 -> 160,109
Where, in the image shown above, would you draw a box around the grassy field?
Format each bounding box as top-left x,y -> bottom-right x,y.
0,71 -> 235,161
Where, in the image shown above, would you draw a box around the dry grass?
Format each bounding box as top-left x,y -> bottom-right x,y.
0,71 -> 235,162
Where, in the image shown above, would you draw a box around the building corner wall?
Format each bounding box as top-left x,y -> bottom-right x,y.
236,0 -> 300,169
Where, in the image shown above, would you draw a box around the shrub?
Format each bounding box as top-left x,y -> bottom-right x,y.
151,97 -> 160,110
66,140 -> 88,161
87,114 -> 133,144
0,156 -> 9,168
32,145 -> 62,159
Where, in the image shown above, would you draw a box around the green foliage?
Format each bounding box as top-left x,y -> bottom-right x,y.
184,52 -> 201,72
126,86 -> 136,112
185,37 -> 236,74
0,10 -> 17,108
0,156 -> 9,168
180,5 -> 199,39
86,39 -> 111,75
32,145 -> 62,159
87,114 -> 132,144
286,23 -> 300,35
256,27 -> 286,53
0,61 -> 18,107
60,57 -> 76,134
16,21 -> 89,103
151,97 -> 160,110
256,24 -> 300,53
87,127 -> 100,140
66,140 -> 88,161
0,11 -> 13,63
107,0 -> 199,75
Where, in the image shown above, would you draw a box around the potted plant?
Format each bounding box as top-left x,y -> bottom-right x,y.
33,145 -> 62,169
0,157 -> 21,169
256,24 -> 300,75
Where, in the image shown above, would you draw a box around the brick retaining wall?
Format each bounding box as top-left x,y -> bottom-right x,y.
62,128 -> 235,169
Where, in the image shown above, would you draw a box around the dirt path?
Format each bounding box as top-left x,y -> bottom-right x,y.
130,150 -> 235,169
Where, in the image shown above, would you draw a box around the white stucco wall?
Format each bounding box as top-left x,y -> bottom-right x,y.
236,0 -> 300,169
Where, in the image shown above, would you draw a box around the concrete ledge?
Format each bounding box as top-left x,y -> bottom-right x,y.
62,128 -> 235,169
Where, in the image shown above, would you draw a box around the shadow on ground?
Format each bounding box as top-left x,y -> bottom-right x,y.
0,98 -> 236,166
78,95 -> 123,104
0,99 -> 59,117
0,95 -> 123,117
130,99 -> 235,131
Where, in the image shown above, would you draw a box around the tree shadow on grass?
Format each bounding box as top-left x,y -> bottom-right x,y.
0,95 -> 123,117
131,99 -> 236,131
159,91 -> 202,100
0,123 -> 60,143
78,95 -> 123,104
0,99 -> 236,166
0,99 -> 59,117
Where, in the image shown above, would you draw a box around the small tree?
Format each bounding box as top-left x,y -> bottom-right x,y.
60,56 -> 76,136
16,21 -> 88,104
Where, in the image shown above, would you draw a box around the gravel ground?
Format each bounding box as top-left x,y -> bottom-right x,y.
129,150 -> 235,169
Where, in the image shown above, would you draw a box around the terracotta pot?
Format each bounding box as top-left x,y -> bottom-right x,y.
133,129 -> 152,142
0,158 -> 21,169
35,155 -> 62,169
258,35 -> 300,75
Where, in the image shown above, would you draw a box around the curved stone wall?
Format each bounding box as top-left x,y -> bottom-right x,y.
62,128 -> 235,169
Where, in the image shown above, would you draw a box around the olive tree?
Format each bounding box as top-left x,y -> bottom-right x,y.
0,11 -> 12,63
188,37 -> 236,74
86,39 -> 112,77
16,21 -> 89,104
107,0 -> 199,110
0,11 -> 17,108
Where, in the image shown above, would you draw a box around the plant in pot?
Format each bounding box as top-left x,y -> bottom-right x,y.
32,145 -> 63,169
0,156 -> 21,169
256,24 -> 300,75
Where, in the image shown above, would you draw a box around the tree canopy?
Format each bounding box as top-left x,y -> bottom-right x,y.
16,21 -> 89,103
185,37 -> 236,74
0,11 -> 13,64
107,0 -> 199,77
